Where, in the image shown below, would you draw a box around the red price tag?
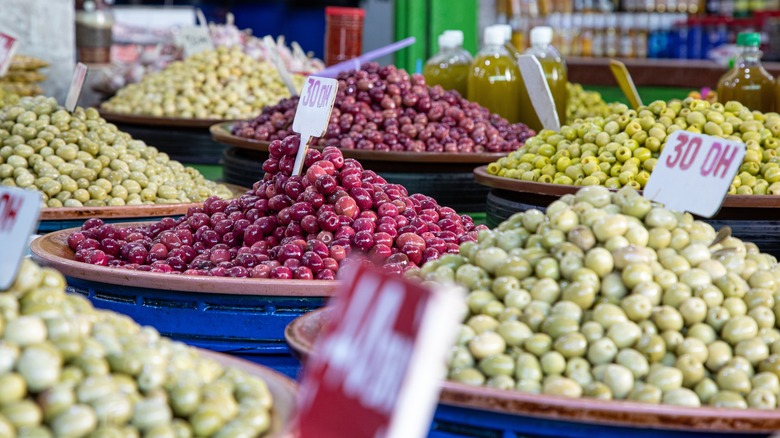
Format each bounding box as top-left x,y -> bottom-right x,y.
0,32 -> 19,77
291,76 -> 338,175
644,131 -> 746,217
0,187 -> 41,289
294,262 -> 464,438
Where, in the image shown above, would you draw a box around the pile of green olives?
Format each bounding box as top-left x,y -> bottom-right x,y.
489,98 -> 780,195
566,83 -> 619,123
0,258 -> 276,437
0,96 -> 233,208
410,185 -> 780,408
102,47 -> 303,120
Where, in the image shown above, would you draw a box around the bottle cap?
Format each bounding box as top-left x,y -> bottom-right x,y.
484,25 -> 507,46
442,30 -> 464,46
493,24 -> 513,43
736,32 -> 761,47
530,26 -> 553,45
438,31 -> 460,49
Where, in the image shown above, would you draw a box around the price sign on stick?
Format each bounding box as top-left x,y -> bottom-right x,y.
175,10 -> 213,58
516,55 -> 561,131
610,60 -> 643,109
294,261 -> 464,438
644,131 -> 746,217
0,32 -> 18,77
65,63 -> 88,113
291,76 -> 338,175
0,187 -> 41,289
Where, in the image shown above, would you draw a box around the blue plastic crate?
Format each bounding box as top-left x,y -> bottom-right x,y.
65,276 -> 325,379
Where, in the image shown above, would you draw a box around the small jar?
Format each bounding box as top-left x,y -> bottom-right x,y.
76,0 -> 114,63
324,7 -> 365,66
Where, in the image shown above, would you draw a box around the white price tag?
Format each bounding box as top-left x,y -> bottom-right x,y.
516,55 -> 560,131
0,187 -> 41,289
175,26 -> 214,57
644,131 -> 746,217
291,76 -> 338,175
65,63 -> 88,113
0,32 -> 19,77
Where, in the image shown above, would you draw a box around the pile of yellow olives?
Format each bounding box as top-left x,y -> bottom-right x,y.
566,83 -> 619,123
102,47 -> 303,120
0,96 -> 233,208
489,98 -> 780,195
411,185 -> 780,408
0,259 -> 276,437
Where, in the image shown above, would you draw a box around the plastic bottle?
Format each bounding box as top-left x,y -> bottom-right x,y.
718,32 -> 775,112
423,30 -> 473,97
76,0 -> 114,63
634,13 -> 649,58
592,14 -> 606,57
468,26 -> 523,123
520,26 -> 569,129
605,14 -> 619,57
495,24 -> 522,60
620,14 -> 635,57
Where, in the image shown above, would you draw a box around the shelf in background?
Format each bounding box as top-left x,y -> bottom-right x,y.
567,57 -> 780,89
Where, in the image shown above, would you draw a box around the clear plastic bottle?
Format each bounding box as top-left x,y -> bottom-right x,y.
592,14 -> 606,57
520,26 -> 569,129
605,14 -> 619,57
468,26 -> 523,123
718,32 -> 775,112
620,14 -> 635,57
423,30 -> 473,97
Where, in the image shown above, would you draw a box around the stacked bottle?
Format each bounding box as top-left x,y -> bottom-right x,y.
717,32 -> 775,112
423,30 -> 473,97
468,26 -> 523,124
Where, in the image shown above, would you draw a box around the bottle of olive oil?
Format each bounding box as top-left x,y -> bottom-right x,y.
468,26 -> 523,123
423,30 -> 474,97
718,32 -> 775,112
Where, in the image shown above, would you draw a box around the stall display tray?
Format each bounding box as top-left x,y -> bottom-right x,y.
474,166 -> 780,258
286,308 -> 780,438
100,111 -> 232,164
211,122 -> 508,164
37,183 -> 248,233
31,227 -> 338,378
201,349 -> 298,437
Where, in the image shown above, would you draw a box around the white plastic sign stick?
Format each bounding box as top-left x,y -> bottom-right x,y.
0,32 -> 19,77
516,55 -> 560,131
65,63 -> 88,112
294,262 -> 465,438
0,187 -> 41,289
644,131 -> 746,218
263,36 -> 298,97
291,76 -> 338,175
195,8 -> 208,27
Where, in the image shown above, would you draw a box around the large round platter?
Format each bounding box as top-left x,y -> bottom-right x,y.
286,308 -> 780,435
211,122 -> 509,164
31,225 -> 339,297
101,110 -> 231,128
200,349 -> 297,437
37,183 -> 249,233
473,165 -> 780,210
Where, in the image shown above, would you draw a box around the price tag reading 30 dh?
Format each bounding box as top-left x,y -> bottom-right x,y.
291,76 -> 338,175
644,131 -> 746,218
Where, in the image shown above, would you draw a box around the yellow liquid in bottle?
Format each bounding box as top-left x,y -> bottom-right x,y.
717,66 -> 775,112
424,62 -> 470,97
468,54 -> 522,124
517,56 -> 569,131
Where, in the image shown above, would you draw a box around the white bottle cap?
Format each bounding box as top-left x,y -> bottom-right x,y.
438,32 -> 459,49
442,30 -> 464,46
530,26 -> 553,45
493,24 -> 513,43
484,25 -> 507,46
